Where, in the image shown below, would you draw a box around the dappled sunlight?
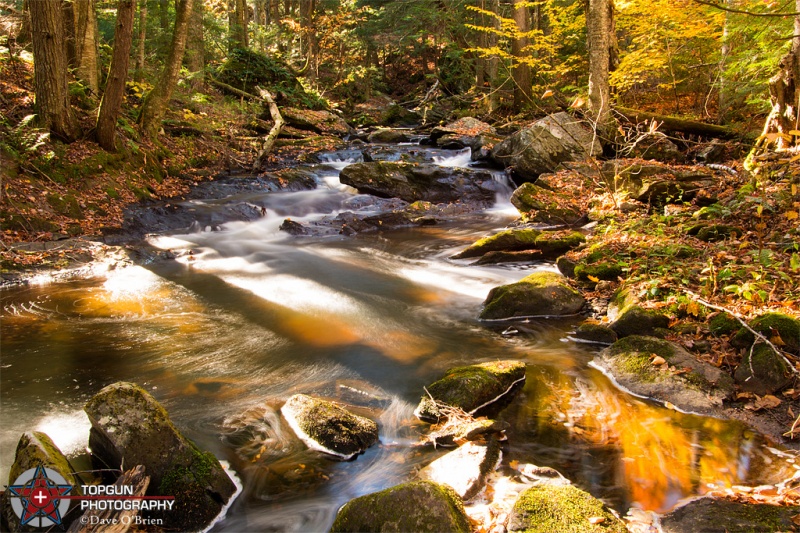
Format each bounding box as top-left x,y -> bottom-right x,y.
279,313 -> 361,347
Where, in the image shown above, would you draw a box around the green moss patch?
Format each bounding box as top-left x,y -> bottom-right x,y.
508,484 -> 627,533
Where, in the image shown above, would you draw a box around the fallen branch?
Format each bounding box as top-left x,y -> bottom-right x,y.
615,106 -> 743,140
253,86 -> 284,170
208,76 -> 260,101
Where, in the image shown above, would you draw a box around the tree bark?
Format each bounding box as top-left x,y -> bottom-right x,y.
96,0 -> 135,151
587,0 -> 616,138
30,0 -> 81,142
139,0 -> 192,138
185,0 -> 205,90
229,0 -> 248,51
253,87 -> 284,170
511,0 -> 532,111
74,0 -> 100,94
134,0 -> 146,79
486,0 -> 500,114
300,0 -> 318,81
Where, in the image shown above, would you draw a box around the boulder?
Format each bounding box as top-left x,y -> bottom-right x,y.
573,323 -> 618,345
281,108 -> 353,136
734,343 -> 793,395
339,161 -> 497,204
426,418 -> 510,447
84,382 -> 236,531
281,394 -> 378,460
330,480 -> 470,533
609,305 -> 670,338
379,104 -> 422,126
510,178 -> 590,225
660,496 -> 800,533
367,128 -> 412,143
599,160 -> 714,207
480,271 -> 585,320
508,484 -> 627,533
689,224 -> 744,242
430,117 -> 498,152
491,112 -> 601,181
414,360 -> 526,421
593,336 -> 734,415
2,432 -> 83,532
418,439 -> 502,500
731,312 -> 800,354
627,132 -> 685,163
453,228 -> 585,261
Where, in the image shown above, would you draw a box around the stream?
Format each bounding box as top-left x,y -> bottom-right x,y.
1,146 -> 798,531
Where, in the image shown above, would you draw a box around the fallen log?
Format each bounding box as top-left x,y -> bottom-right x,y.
67,465 -> 150,533
614,106 -> 741,140
253,86 -> 284,170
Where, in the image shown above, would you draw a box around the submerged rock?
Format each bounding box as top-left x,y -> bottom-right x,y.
339,161 -> 497,204
84,382 -> 236,531
508,484 -> 627,533
480,271 -> 585,320
660,496 -> 800,533
330,480 -> 470,533
593,336 -> 734,415
414,360 -> 526,421
281,394 -> 378,459
418,439 -> 502,500
491,112 -> 601,182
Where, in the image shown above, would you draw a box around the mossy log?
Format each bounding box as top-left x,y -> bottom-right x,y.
615,106 -> 741,140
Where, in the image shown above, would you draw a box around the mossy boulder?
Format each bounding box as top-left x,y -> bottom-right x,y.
419,439 -> 502,500
594,336 -> 734,414
628,132 -> 684,163
573,260 -> 623,282
508,484 -> 627,533
367,128 -> 411,143
84,382 -> 236,531
480,271 -> 585,320
661,496 -> 800,533
427,418 -> 510,447
731,312 -> 800,354
430,117 -> 500,153
414,360 -> 527,421
1,432 -> 84,532
379,104 -> 421,126
573,323 -> 618,345
709,312 -> 740,337
281,394 -> 378,460
689,224 -> 744,242
734,343 -> 793,395
330,480 -> 470,533
338,161 -> 497,204
282,108 -> 352,136
453,229 -> 585,261
510,181 -> 586,225
609,305 -> 670,338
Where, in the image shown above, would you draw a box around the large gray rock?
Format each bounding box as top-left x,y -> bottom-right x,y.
281,394 -> 378,460
430,117 -> 498,153
593,336 -> 734,415
418,439 -> 502,500
414,360 -> 526,421
480,271 -> 585,320
491,112 -> 601,181
661,496 -> 800,533
508,484 -> 627,533
330,480 -> 470,533
84,382 -> 236,532
339,161 -> 498,204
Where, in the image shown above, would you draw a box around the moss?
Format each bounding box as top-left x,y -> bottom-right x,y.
508,484 -> 627,533
608,336 -> 677,382
574,260 -> 622,282
480,272 -> 585,320
733,312 -> 800,354
610,306 -> 669,338
709,313 -> 739,336
46,193 -> 84,219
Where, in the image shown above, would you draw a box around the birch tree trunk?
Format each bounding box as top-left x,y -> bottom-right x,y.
74,0 -> 99,94
96,0 -> 135,151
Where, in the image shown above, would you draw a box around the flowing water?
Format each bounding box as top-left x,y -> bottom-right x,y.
1,147 -> 798,531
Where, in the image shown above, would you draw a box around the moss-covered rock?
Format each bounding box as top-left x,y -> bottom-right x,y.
427,418 -> 510,447
330,480 -> 470,533
573,323 -> 618,345
415,360 -> 526,421
84,382 -> 236,531
709,312 -> 740,337
661,496 -> 800,533
734,343 -> 793,395
610,305 -> 670,338
510,181 -> 585,225
573,260 -> 623,282
731,312 -> 800,354
419,439 -> 502,500
595,336 -> 734,414
367,128 -> 411,143
507,484 -> 627,533
281,394 -> 378,460
282,108 -> 352,136
453,228 -> 542,259
480,271 -> 585,320
691,224 -> 744,242
1,432 -> 84,532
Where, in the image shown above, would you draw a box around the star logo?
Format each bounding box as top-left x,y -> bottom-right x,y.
8,465 -> 73,528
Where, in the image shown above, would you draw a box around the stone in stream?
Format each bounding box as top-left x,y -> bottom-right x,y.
660,496 -> 800,533
452,228 -> 585,261
330,480 -> 470,533
479,271 -> 586,320
414,360 -> 526,422
84,382 -> 236,532
1,432 -> 84,532
280,394 -> 379,460
418,439 -> 502,500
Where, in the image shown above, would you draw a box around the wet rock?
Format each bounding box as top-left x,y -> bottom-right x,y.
1,432 -> 84,532
84,382 -> 236,531
427,419 -> 510,447
660,496 -> 800,533
414,360 -> 526,422
573,323 -> 618,345
280,394 -> 378,460
419,439 -> 502,500
379,104 -> 421,126
594,336 -> 734,414
453,228 -> 585,261
430,117 -> 499,153
627,132 -> 685,163
273,168 -> 319,190
367,128 -> 412,143
281,108 -> 353,137
734,343 -> 793,395
510,180 -> 588,225
279,219 -> 309,235
480,271 -> 585,320
330,480 -> 470,533
491,112 -> 601,182
731,312 -> 800,354
609,305 -> 670,339
339,161 -> 497,204
508,484 -> 627,533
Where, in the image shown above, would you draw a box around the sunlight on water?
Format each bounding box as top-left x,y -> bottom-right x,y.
34,409 -> 91,456
102,265 -> 162,298
224,274 -> 361,315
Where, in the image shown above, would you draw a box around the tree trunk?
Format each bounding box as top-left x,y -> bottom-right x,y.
96,0 -> 135,151
229,0 -> 248,51
475,0 -> 486,89
185,0 -> 204,90
718,0 -> 732,124
139,0 -> 192,138
486,0 -> 500,114
300,0 -> 317,81
587,0 -> 616,138
134,0 -> 146,79
30,0 -> 81,142
74,0 -> 100,94
62,0 -> 76,69
511,0 -> 532,111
